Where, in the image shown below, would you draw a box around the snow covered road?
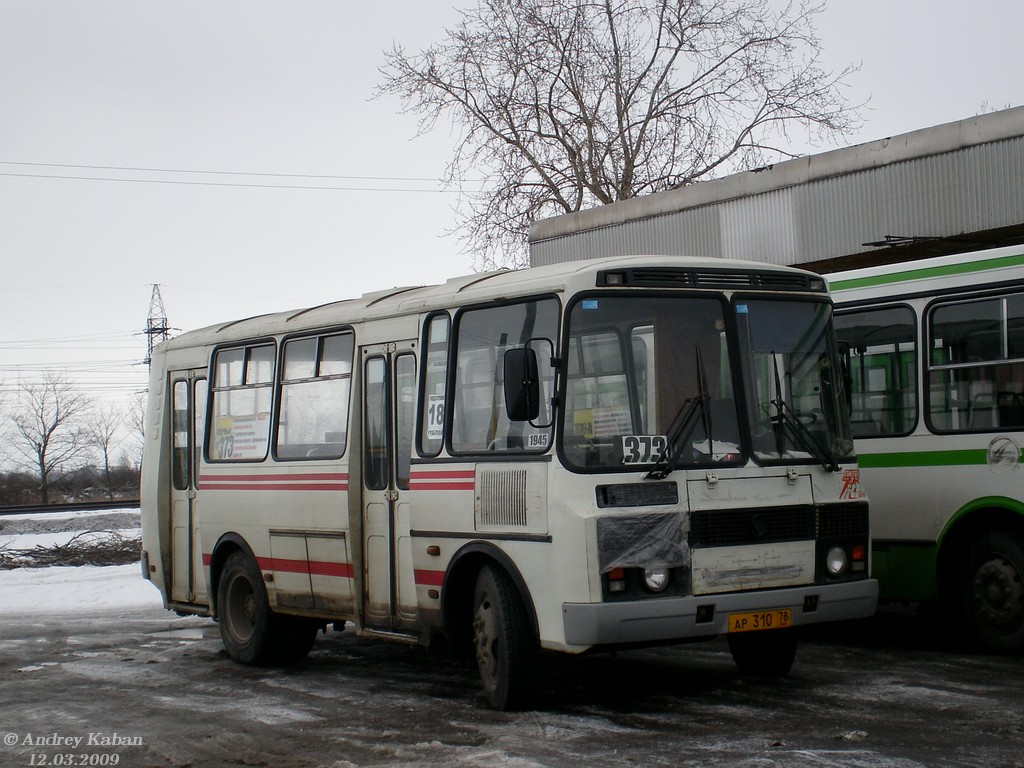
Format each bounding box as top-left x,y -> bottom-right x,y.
1,510 -> 1022,767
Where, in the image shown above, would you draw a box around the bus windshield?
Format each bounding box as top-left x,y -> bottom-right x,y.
560,294 -> 853,472
736,298 -> 853,468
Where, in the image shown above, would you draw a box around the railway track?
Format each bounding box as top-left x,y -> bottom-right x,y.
0,499 -> 140,517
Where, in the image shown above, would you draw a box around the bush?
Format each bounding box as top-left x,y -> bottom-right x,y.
0,531 -> 141,570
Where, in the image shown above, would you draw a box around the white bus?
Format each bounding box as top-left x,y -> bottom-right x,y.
141,255 -> 877,709
829,244 -> 1024,651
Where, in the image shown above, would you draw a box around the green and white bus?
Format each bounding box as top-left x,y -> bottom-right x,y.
829,244 -> 1024,651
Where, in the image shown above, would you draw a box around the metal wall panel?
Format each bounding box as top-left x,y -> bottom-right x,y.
530,125 -> 1024,269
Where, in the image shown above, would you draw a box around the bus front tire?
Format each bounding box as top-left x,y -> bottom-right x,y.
472,565 -> 535,710
217,550 -> 317,666
727,628 -> 798,680
958,529 -> 1024,653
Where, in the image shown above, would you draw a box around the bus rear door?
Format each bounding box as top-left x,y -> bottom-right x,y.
168,370 -> 207,605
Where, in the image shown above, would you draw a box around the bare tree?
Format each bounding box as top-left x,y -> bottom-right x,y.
10,372 -> 94,504
86,403 -> 126,501
379,0 -> 861,267
124,390 -> 147,466
0,379 -> 7,444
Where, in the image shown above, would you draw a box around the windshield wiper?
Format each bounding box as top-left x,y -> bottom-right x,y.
645,345 -> 712,480
769,354 -> 841,472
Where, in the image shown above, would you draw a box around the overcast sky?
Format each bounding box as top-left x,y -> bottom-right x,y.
2,0 -> 1023,416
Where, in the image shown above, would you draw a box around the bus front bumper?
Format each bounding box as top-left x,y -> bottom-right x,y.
561,579 -> 878,647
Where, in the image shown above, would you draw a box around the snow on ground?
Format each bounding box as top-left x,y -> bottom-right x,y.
0,507 -> 140,535
0,507 -> 160,615
0,563 -> 162,614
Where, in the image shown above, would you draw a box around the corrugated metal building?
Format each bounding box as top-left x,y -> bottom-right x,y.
529,106 -> 1024,273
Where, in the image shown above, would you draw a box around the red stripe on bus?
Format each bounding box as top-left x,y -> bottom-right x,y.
414,569 -> 444,587
200,553 -> 353,579
409,469 -> 475,491
409,470 -> 475,479
198,473 -> 348,491
199,472 -> 346,484
409,482 -> 475,491
200,482 -> 348,491
255,557 -> 354,579
199,472 -> 347,481
309,561 -> 354,578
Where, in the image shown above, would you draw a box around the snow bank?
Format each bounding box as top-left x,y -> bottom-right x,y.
0,563 -> 163,615
0,507 -> 160,615
0,509 -> 140,536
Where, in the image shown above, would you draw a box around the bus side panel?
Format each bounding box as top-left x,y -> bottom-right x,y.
195,478 -> 355,619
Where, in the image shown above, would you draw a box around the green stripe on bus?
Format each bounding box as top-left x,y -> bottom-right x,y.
858,449 -> 992,468
830,252 -> 1024,292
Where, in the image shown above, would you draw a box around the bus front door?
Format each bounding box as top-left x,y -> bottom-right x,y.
360,343 -> 419,633
168,370 -> 207,605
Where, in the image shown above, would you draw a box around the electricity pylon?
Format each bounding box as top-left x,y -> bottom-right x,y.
144,284 -> 171,367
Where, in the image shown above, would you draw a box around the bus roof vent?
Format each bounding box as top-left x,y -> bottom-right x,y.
694,271 -> 752,289
597,268 -> 826,293
597,268 -> 694,288
753,272 -> 827,293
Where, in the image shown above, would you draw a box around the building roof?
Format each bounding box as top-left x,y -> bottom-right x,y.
529,106 -> 1024,274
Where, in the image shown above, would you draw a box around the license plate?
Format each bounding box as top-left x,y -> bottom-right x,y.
727,608 -> 793,633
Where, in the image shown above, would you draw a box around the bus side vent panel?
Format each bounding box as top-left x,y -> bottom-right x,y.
474,464 -> 553,535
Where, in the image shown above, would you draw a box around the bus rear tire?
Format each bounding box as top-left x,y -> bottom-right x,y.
472,565 -> 535,710
217,550 -> 317,666
957,529 -> 1024,653
727,628 -> 798,680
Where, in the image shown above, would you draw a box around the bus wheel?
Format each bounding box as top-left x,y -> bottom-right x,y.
727,628 -> 798,680
217,551 -> 316,665
472,565 -> 534,710
959,530 -> 1024,652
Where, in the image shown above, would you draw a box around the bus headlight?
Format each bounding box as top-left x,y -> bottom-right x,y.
826,546 -> 848,576
643,568 -> 670,592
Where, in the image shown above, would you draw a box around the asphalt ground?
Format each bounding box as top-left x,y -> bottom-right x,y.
0,603 -> 1021,768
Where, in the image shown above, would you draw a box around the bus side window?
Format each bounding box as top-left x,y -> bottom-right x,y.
450,298 -> 558,454
395,353 -> 416,488
929,293 -> 1024,432
209,343 -> 275,461
419,313 -> 450,456
834,306 -> 917,437
194,379 -> 207,477
364,356 -> 389,491
172,380 -> 190,490
276,332 -> 354,460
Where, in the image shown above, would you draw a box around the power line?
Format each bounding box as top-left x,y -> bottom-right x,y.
0,159 -> 484,192
0,160 -> 452,183
0,171 -> 463,193
0,331 -> 139,343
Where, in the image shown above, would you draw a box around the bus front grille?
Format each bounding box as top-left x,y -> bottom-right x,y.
690,505 -> 816,548
817,503 -> 870,537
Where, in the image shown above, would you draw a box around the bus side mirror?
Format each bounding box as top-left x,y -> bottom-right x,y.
503,347 -> 540,422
